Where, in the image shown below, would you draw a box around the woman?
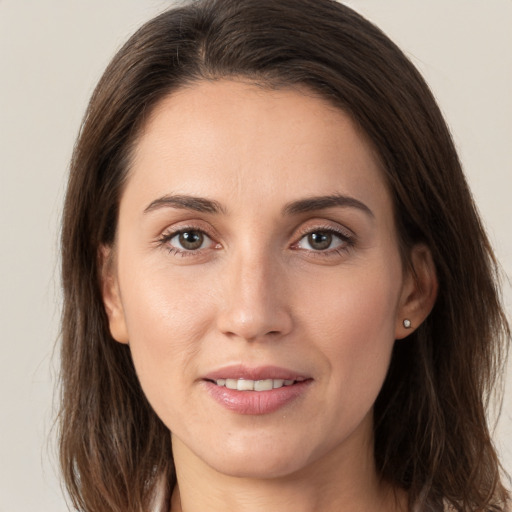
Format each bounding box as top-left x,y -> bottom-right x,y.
59,0 -> 510,510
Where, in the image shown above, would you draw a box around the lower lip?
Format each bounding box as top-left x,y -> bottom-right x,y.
203,380 -> 312,415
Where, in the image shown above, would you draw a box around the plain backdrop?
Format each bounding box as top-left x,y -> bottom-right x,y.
0,1 -> 511,510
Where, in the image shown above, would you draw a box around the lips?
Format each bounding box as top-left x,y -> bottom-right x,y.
203,364 -> 309,382
202,365 -> 312,415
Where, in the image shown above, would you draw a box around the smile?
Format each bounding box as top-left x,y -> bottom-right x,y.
213,378 -> 303,391
202,367 -> 312,414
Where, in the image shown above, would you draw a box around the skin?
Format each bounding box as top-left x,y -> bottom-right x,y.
102,80 -> 437,512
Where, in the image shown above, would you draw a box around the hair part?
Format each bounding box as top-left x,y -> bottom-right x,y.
59,1 -> 510,510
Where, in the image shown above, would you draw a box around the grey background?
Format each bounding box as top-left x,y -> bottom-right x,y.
1,1 -> 510,510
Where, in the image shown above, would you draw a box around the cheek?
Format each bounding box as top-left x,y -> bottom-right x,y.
117,260 -> 217,403
297,261 -> 401,400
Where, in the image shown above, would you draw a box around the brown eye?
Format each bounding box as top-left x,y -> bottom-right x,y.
307,232 -> 332,251
164,229 -> 214,252
177,230 -> 204,250
295,229 -> 350,253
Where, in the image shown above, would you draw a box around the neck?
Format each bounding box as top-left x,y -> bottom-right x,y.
168,421 -> 407,512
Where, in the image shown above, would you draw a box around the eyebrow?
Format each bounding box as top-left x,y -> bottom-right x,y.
143,193 -> 373,218
283,194 -> 374,218
144,194 -> 226,215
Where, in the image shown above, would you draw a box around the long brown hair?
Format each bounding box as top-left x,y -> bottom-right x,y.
59,0 -> 510,510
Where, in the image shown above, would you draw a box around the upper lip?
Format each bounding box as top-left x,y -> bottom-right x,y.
202,365 -> 311,382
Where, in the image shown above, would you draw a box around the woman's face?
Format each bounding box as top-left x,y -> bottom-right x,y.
103,80 -> 420,479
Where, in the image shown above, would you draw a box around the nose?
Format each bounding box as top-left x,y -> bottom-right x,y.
216,249 -> 293,342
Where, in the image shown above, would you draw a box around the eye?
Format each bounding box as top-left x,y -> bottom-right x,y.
162,229 -> 216,253
295,229 -> 350,252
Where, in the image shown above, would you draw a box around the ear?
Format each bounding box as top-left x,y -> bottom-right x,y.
98,245 -> 129,344
395,244 -> 438,340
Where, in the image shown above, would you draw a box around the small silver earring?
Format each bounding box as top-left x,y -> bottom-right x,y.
403,319 -> 412,329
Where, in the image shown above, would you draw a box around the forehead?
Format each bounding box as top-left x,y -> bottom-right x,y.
126,79 -> 389,214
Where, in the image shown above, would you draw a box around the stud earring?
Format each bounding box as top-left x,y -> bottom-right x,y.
403,319 -> 412,329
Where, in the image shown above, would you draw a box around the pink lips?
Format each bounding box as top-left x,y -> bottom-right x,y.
202,365 -> 312,415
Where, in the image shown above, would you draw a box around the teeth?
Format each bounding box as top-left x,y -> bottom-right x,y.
237,379 -> 255,391
225,379 -> 238,389
254,379 -> 273,391
215,378 -> 296,391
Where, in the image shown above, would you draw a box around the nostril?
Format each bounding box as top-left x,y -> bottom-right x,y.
216,296 -> 293,341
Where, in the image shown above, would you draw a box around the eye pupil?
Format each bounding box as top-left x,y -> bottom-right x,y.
308,232 -> 332,250
179,231 -> 204,250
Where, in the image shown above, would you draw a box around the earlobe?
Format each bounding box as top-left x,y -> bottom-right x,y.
98,245 -> 129,344
395,244 -> 438,340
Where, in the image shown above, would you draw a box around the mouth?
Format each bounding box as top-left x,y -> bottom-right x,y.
202,366 -> 312,415
206,377 -> 308,391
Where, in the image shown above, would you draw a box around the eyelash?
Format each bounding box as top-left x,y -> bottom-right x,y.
157,227 -> 219,257
156,224 -> 355,258
291,225 -> 355,257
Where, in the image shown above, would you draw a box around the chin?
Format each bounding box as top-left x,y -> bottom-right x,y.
195,431 -> 319,480
209,453 -> 310,480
